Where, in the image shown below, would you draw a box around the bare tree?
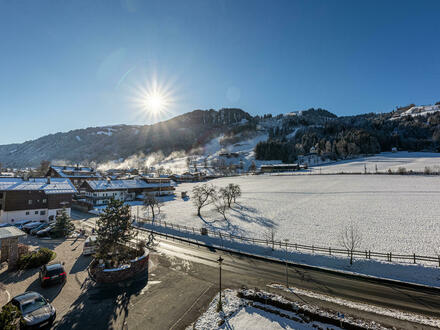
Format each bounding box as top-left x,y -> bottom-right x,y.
191,184 -> 217,216
143,193 -> 161,220
340,223 -> 362,265
214,194 -> 228,220
219,183 -> 242,208
231,184 -> 241,203
263,227 -> 277,251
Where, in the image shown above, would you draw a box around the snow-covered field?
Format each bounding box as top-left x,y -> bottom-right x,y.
305,151 -> 440,174
137,174 -> 440,256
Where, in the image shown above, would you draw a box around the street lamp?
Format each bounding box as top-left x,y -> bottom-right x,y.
217,256 -> 224,308
284,239 -> 289,289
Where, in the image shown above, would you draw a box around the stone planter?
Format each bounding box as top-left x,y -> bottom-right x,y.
92,250 -> 149,283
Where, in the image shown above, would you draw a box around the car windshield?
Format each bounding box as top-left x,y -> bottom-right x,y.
21,297 -> 47,315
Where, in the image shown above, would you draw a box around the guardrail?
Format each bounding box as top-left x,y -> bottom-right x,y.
134,217 -> 440,266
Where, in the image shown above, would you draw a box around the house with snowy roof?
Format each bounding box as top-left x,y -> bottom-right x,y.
0,177 -> 77,224
79,178 -> 175,207
46,165 -> 102,188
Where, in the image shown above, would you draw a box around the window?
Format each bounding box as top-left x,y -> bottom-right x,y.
28,200 -> 32,205
26,211 -> 29,215
42,199 -> 47,203
40,211 -> 46,215
35,211 -> 38,215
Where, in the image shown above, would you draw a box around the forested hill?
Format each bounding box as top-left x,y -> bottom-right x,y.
0,108 -> 251,167
255,103 -> 440,162
1,103 -> 439,168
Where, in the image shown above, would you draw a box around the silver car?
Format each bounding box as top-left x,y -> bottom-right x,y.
10,291 -> 56,328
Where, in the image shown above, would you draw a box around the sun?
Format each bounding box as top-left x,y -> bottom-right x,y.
129,74 -> 176,122
144,91 -> 167,114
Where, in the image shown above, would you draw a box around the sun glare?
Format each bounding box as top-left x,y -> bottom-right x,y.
130,74 -> 177,122
145,92 -> 166,113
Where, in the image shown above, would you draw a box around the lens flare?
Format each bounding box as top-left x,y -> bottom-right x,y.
130,74 -> 176,122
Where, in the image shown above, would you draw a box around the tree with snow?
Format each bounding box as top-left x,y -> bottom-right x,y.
192,183 -> 217,217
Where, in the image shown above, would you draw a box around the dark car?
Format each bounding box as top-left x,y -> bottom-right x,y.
30,223 -> 50,235
39,263 -> 66,287
10,291 -> 56,329
22,221 -> 45,233
36,224 -> 56,237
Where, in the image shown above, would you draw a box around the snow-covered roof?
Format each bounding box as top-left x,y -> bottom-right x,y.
50,166 -> 101,178
0,178 -> 77,194
86,179 -> 169,191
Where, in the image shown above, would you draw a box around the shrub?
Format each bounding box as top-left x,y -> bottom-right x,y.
17,248 -> 55,270
397,167 -> 407,175
0,303 -> 22,330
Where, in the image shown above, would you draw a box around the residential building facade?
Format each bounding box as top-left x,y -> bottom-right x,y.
79,178 -> 175,207
0,178 -> 77,224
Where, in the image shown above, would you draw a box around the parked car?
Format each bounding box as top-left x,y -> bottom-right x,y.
83,235 -> 97,256
36,224 -> 56,237
22,221 -> 45,233
12,220 -> 32,230
30,223 -> 50,235
10,291 -> 56,328
39,263 -> 66,287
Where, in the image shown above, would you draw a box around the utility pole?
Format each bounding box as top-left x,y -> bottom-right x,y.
284,239 -> 289,288
217,256 -> 224,308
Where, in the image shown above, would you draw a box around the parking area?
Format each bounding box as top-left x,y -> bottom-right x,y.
0,228 -> 221,330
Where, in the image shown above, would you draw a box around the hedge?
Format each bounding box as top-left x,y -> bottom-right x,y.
16,248 -> 56,270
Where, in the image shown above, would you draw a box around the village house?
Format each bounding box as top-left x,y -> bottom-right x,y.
260,164 -> 300,173
297,146 -> 324,166
46,165 -> 102,188
79,178 -> 175,207
169,172 -> 206,183
0,177 -> 77,224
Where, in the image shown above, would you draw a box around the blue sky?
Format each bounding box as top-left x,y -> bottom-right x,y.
1,0 -> 439,144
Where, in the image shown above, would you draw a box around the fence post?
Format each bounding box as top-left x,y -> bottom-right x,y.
329,247 -> 331,255
389,252 -> 392,262
368,250 -> 371,259
295,243 -> 297,250
312,245 -> 314,254
413,253 -> 416,264
279,241 -> 281,248
365,250 -> 367,259
438,255 -> 440,268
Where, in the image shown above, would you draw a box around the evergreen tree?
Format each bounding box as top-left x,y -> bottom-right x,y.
51,208 -> 75,238
96,198 -> 136,258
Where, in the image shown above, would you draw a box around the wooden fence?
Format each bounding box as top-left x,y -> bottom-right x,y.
134,217 -> 440,267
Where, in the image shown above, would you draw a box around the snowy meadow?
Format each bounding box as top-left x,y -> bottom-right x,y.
143,174 -> 440,257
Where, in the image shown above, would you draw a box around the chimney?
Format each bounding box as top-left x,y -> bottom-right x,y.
47,176 -> 51,184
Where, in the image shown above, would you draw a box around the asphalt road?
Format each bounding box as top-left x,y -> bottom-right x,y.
72,210 -> 440,329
